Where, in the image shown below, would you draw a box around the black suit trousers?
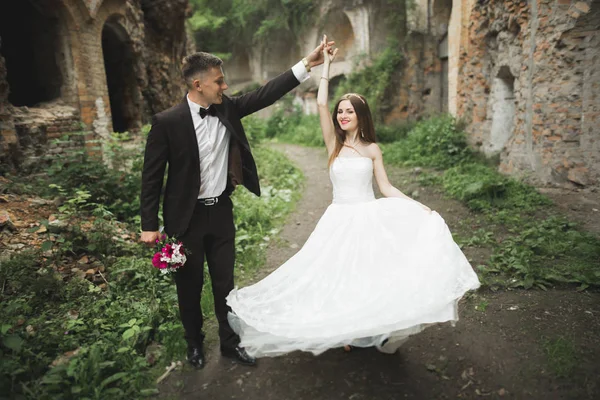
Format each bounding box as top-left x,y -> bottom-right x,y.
174,196 -> 239,349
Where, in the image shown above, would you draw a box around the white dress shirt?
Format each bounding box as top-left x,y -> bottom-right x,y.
187,61 -> 310,199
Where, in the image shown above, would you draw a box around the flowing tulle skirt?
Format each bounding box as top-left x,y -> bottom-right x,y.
227,197 -> 480,357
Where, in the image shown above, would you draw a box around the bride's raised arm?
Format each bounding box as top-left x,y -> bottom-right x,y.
317,35 -> 338,157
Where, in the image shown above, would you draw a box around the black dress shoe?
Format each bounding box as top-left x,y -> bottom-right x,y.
187,346 -> 205,369
220,345 -> 257,366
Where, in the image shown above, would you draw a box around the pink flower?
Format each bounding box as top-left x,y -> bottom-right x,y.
152,252 -> 162,268
158,261 -> 168,269
162,244 -> 174,257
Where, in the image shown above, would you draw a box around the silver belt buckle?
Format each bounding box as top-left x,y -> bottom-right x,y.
204,197 -> 218,206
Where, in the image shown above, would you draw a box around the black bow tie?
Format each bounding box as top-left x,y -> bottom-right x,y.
199,106 -> 216,119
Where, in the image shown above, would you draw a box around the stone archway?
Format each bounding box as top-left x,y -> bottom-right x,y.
0,0 -> 66,106
323,12 -> 356,61
102,17 -> 141,133
488,66 -> 516,155
329,74 -> 346,98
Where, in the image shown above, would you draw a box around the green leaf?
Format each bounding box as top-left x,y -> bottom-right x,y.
1,324 -> 11,335
100,372 -> 128,389
122,328 -> 136,340
41,374 -> 64,385
41,241 -> 54,252
99,361 -> 115,368
3,335 -> 24,352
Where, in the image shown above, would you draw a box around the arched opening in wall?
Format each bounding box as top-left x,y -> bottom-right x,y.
329,74 -> 346,98
0,0 -> 64,106
488,66 -> 515,155
102,19 -> 140,133
323,12 -> 355,61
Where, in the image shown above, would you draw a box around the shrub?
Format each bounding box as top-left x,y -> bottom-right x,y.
382,114 -> 473,168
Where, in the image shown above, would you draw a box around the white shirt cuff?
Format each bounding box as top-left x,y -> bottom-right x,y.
291,60 -> 310,83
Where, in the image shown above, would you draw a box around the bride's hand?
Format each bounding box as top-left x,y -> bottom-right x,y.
322,35 -> 338,64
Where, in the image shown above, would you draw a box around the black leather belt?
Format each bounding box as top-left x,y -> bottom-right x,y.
197,193 -> 227,206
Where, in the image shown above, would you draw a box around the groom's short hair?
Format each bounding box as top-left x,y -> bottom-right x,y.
182,52 -> 223,86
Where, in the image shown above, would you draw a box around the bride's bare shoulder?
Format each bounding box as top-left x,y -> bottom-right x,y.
362,142 -> 382,160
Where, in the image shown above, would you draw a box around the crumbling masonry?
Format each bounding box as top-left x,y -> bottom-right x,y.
0,0 -> 193,169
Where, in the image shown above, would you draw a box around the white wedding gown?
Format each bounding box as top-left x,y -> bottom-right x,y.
227,156 -> 480,357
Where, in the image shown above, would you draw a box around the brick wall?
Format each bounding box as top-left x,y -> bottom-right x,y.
456,0 -> 599,189
0,0 -> 190,170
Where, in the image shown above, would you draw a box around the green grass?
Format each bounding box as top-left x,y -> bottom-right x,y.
542,336 -> 578,378
264,101 -> 323,147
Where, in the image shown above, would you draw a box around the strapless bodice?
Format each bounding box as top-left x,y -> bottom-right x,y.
330,157 -> 375,204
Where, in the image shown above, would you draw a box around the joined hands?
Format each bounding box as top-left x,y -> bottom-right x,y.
321,34 -> 338,64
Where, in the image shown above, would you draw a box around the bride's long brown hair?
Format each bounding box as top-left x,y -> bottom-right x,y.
328,93 -> 377,166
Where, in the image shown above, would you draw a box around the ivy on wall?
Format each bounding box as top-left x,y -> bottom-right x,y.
188,0 -> 317,58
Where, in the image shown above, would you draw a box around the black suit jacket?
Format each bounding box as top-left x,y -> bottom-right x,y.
141,69 -> 301,237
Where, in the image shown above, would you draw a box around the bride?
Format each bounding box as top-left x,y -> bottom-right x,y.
226,36 -> 480,357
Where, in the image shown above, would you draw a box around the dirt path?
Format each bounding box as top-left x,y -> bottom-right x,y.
160,144 -> 600,400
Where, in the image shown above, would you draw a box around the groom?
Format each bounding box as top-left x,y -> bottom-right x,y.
140,43 -> 331,368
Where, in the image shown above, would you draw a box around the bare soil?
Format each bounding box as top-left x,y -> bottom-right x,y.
159,144 -> 600,400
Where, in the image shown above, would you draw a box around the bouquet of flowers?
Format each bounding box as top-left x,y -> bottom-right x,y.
152,234 -> 188,274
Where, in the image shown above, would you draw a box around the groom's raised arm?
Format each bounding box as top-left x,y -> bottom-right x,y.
231,67 -> 305,118
231,39 -> 334,118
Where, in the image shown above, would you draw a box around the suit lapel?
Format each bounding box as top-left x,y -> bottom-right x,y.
175,101 -> 200,168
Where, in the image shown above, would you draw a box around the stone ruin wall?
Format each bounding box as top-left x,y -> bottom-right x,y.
0,0 -> 193,171
2,0 -> 598,191
456,0 -> 600,189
